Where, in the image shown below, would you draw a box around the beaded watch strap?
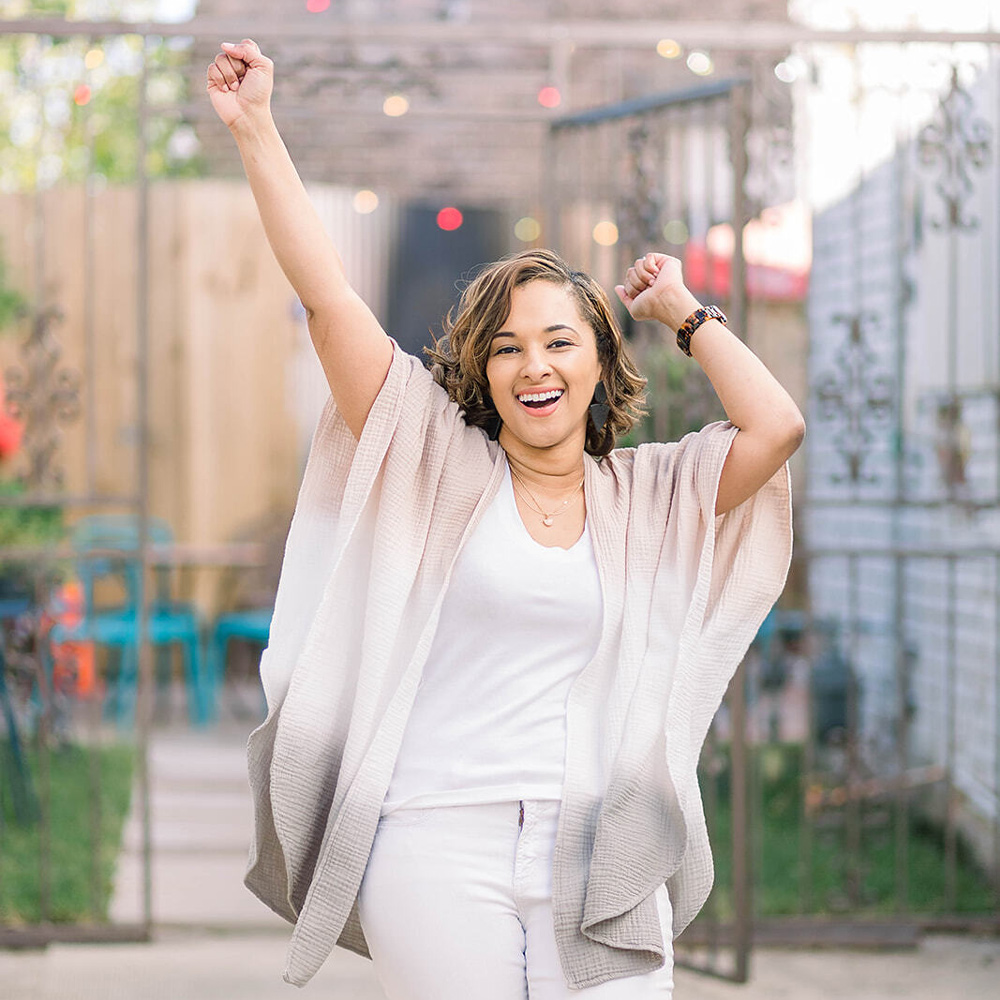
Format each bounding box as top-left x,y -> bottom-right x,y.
676,305 -> 727,357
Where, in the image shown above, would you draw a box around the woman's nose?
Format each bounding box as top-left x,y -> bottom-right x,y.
519,346 -> 552,379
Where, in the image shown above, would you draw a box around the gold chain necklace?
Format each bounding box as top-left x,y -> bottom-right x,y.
508,463 -> 584,527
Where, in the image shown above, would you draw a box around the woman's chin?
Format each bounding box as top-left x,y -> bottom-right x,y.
499,416 -> 585,453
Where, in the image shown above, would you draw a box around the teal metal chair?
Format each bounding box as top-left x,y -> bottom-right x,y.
205,607 -> 272,723
47,515 -> 209,728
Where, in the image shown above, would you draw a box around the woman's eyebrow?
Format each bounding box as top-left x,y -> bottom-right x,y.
490,324 -> 579,341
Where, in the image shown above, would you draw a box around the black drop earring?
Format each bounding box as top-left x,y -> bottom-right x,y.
589,382 -> 610,434
486,413 -> 502,441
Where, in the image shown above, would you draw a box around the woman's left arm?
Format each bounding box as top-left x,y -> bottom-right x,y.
616,252 -> 806,517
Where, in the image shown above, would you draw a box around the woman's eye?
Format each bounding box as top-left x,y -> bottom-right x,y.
494,345 -> 517,355
550,339 -> 572,348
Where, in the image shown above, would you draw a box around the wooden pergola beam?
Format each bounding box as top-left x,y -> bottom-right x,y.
2,17 -> 1000,48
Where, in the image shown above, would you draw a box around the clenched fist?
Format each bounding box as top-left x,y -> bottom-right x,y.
206,39 -> 274,132
614,253 -> 697,330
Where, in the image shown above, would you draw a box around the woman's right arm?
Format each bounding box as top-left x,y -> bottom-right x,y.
207,39 -> 393,440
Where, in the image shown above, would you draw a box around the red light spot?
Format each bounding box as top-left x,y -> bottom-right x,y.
306,0 -> 331,11
74,84 -> 91,106
437,207 -> 463,231
537,86 -> 561,109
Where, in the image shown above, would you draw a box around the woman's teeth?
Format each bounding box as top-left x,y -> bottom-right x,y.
518,390 -> 563,408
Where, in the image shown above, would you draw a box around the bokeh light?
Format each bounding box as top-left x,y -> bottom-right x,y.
306,0 -> 331,12
656,39 -> 682,60
352,189 -> 379,214
775,55 -> 808,84
437,207 -> 464,231
84,48 -> 104,70
662,219 -> 689,245
537,86 -> 561,109
592,221 -> 619,246
73,85 -> 92,106
514,216 -> 541,242
686,51 -> 714,76
383,94 -> 410,117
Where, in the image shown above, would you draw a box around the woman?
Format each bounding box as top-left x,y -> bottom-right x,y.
208,40 -> 802,999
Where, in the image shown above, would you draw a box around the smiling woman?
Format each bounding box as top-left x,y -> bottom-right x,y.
210,37 -> 799,1000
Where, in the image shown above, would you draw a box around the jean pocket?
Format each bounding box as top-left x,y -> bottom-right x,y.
377,807 -> 441,830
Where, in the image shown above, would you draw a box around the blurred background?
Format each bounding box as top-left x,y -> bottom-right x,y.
0,0 -> 998,993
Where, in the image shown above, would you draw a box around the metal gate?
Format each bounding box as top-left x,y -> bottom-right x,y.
545,36 -> 1000,983
0,21 -> 161,945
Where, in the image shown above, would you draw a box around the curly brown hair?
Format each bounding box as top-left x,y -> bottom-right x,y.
425,249 -> 647,457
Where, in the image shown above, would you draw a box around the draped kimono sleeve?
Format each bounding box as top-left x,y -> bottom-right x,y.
243,341 -> 499,986
657,419 -> 794,938
558,420 -> 793,988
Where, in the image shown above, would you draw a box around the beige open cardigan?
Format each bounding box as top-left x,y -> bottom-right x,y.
244,343 -> 793,989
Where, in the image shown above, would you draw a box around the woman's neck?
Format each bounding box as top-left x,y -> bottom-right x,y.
500,431 -> 587,492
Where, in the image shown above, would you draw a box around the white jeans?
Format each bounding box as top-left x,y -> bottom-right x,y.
357,799 -> 674,1000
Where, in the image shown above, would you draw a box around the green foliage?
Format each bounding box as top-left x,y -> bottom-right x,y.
0,480 -> 66,596
0,2 -> 206,191
0,741 -> 135,923
0,246 -> 29,333
702,743 -> 997,919
0,480 -> 64,547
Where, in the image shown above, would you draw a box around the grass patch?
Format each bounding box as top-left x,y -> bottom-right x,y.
0,741 -> 135,924
702,743 -> 997,920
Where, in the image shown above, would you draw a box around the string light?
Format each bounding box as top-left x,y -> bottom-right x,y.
662,219 -> 689,244
306,0 -> 331,12
686,51 -> 714,76
537,86 -> 561,109
775,55 -> 808,84
592,221 -> 619,246
353,190 -> 379,214
383,94 -> 410,117
437,207 -> 463,231
84,48 -> 104,70
514,217 -> 541,242
73,85 -> 92,106
656,39 -> 682,60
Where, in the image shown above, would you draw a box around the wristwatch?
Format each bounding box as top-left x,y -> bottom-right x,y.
676,305 -> 727,357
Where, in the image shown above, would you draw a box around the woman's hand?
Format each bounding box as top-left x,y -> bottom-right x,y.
614,253 -> 698,329
206,39 -> 274,132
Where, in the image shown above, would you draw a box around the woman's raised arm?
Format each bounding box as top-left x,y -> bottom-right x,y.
206,39 -> 393,440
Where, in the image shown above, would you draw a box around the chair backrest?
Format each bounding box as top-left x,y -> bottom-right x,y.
71,515 -> 174,615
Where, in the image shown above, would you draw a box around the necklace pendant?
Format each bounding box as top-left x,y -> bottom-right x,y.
542,516 -> 554,526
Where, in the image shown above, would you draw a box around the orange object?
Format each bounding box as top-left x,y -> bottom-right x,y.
49,578 -> 99,698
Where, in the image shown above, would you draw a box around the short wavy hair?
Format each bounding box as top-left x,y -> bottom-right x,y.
425,249 -> 647,457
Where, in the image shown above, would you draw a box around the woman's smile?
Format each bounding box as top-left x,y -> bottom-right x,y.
516,386 -> 565,416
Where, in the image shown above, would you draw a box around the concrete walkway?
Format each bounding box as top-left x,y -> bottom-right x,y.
3,927 -> 998,999
2,717 -> 998,998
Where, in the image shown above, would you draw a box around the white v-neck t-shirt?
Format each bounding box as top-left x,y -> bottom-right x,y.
381,462 -> 604,814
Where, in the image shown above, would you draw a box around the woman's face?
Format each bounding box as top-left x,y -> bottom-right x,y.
485,280 -> 603,455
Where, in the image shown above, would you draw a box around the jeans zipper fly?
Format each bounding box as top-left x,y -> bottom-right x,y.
518,800 -> 524,830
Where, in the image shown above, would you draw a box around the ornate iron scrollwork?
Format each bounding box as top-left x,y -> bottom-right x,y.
932,394 -> 971,492
744,54 -> 796,220
618,122 -> 663,258
917,66 -> 992,231
4,306 -> 82,492
813,311 -> 895,485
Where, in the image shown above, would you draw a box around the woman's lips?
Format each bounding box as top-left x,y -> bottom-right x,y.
517,393 -> 562,417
